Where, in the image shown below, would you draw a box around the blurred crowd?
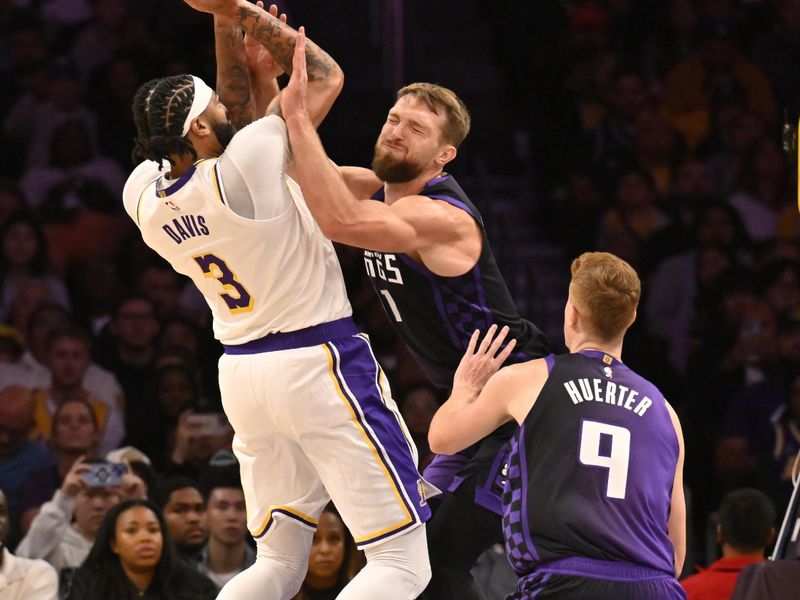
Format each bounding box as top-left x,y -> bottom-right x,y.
1,0 -> 800,597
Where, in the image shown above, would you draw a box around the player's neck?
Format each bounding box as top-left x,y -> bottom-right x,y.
167,153 -> 203,179
384,170 -> 443,204
569,339 -> 623,362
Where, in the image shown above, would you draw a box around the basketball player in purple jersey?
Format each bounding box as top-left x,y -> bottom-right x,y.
277,24 -> 550,600
430,252 -> 687,599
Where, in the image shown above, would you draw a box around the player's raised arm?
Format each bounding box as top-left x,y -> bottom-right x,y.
281,34 -> 468,253
183,0 -> 343,126
213,13 -> 255,129
214,2 -> 286,127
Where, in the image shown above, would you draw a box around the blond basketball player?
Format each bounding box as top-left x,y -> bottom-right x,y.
121,2 -> 432,599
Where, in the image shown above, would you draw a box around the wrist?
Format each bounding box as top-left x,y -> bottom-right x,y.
451,382 -> 480,403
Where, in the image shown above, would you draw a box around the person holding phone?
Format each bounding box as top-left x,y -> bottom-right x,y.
15,456 -> 146,576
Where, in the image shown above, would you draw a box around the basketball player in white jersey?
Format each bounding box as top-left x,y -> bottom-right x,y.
122,2 -> 432,598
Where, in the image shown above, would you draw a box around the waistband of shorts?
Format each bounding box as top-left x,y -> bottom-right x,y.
222,317 -> 360,354
531,556 -> 674,582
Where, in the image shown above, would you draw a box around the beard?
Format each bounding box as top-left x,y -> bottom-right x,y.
212,119 -> 237,150
371,145 -> 424,183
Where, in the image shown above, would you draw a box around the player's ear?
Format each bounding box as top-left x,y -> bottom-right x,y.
435,145 -> 457,168
190,116 -> 212,138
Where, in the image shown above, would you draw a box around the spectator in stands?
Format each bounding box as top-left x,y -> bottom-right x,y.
663,19 -> 777,148
29,324 -> 124,453
0,211 -> 69,320
1,302 -> 124,410
17,397 -> 100,534
94,294 -> 159,451
729,137 -> 792,244
153,477 -> 208,569
198,465 -> 254,589
0,487 -> 58,600
597,168 -> 670,268
15,456 -> 145,574
291,504 -> 363,600
681,488 -> 775,600
0,384 -> 50,546
398,384 -> 440,472
66,499 -> 217,600
715,313 -> 800,489
136,260 -> 183,320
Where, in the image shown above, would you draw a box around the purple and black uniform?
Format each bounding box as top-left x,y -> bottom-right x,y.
365,174 -> 550,512
503,350 -> 685,599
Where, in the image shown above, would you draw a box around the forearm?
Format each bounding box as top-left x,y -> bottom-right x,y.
214,15 -> 255,129
428,385 -> 480,455
16,491 -> 74,558
230,0 -> 337,82
253,75 -> 280,117
285,114 -> 416,250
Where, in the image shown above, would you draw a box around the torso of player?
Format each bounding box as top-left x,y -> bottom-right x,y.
504,351 -> 679,576
364,175 -> 549,389
122,118 -> 351,345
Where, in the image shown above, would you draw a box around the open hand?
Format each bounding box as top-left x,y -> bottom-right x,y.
453,325 -> 517,396
280,26 -> 308,120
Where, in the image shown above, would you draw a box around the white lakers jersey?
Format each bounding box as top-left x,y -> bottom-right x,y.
122,115 -> 351,345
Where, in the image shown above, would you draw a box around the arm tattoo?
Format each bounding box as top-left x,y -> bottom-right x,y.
215,19 -> 254,129
236,6 -> 338,82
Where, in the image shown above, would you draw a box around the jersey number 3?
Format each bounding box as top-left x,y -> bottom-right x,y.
579,420 -> 631,500
193,254 -> 254,314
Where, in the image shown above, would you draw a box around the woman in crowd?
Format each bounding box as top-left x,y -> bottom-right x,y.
291,504 -> 364,600
66,499 -> 216,600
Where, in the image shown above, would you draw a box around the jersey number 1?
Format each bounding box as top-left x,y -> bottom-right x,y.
578,420 -> 631,500
193,254 -> 254,314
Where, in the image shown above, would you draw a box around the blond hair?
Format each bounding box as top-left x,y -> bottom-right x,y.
396,83 -> 471,147
570,252 -> 641,342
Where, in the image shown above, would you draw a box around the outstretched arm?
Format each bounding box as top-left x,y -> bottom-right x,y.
281,32 -> 470,253
428,326 -> 519,455
185,0 -> 342,125
214,14 -> 254,129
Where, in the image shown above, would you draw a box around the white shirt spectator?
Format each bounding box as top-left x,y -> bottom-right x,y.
15,491 -> 93,573
0,547 -> 58,600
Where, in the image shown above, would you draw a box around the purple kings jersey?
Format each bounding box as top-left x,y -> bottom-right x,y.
503,350 -> 679,577
364,174 -> 550,390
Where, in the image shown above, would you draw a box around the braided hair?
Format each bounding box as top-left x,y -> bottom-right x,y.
131,75 -> 199,168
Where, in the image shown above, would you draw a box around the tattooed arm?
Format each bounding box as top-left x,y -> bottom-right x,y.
214,15 -> 254,129
184,0 -> 343,126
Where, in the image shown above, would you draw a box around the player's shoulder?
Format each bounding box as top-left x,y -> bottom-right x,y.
495,357 -> 549,387
122,160 -> 162,223
226,114 -> 287,151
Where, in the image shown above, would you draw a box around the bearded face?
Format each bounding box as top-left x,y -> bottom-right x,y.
371,143 -> 425,183
212,119 -> 236,151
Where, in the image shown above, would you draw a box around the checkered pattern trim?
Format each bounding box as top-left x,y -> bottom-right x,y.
502,432 -> 536,575
439,274 -> 491,347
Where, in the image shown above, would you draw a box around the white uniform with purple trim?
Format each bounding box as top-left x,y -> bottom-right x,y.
122,115 -> 431,547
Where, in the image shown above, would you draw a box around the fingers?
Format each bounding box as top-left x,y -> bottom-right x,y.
486,325 -> 510,358
465,329 -> 480,356
477,324 -> 499,355
495,337 -> 517,364
292,26 -> 306,75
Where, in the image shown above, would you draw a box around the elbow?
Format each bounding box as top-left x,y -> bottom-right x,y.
428,423 -> 455,456
317,213 -> 350,241
321,67 -> 344,104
